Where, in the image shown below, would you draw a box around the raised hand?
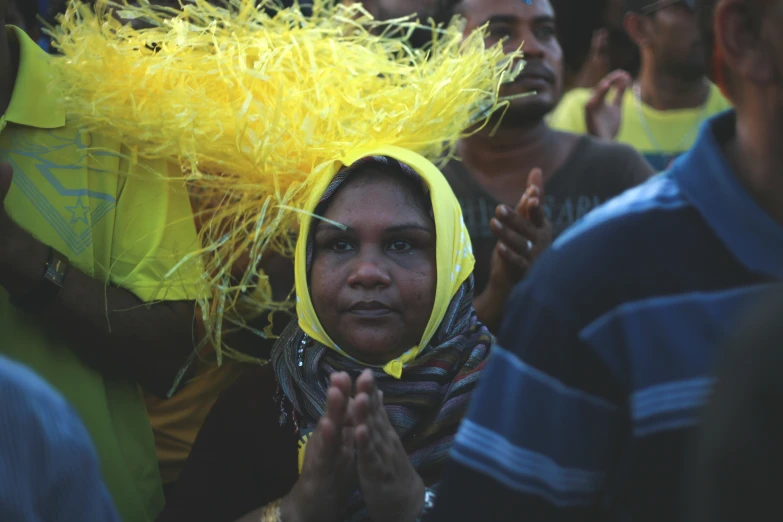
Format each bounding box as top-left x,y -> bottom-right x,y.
353,369 -> 425,522
280,372 -> 358,522
584,69 -> 632,141
488,167 -> 552,288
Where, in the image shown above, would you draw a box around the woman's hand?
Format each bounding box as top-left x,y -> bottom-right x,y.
352,369 -> 425,522
473,168 -> 552,332
280,372 -> 357,522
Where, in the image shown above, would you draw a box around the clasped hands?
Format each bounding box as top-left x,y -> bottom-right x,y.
280,369 -> 425,522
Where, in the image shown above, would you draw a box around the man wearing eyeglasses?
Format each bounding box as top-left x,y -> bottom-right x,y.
549,0 -> 732,171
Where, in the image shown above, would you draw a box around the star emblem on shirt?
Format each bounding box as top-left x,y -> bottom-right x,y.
65,196 -> 91,226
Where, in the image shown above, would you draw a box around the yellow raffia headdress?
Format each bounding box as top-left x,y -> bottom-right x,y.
48,0 -> 523,367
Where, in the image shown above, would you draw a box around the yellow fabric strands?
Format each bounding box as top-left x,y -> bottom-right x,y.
48,0 -> 523,364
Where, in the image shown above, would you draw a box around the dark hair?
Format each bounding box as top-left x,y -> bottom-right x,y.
695,0 -> 719,81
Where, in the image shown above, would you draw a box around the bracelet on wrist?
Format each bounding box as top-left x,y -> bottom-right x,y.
9,246 -> 69,312
415,487 -> 437,522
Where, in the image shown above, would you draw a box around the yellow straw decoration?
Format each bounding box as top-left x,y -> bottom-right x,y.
48,0 -> 523,367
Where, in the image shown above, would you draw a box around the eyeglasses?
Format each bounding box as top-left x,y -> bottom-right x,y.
639,0 -> 695,15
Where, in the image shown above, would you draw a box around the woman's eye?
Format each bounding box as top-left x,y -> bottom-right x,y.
331,240 -> 354,252
387,240 -> 413,253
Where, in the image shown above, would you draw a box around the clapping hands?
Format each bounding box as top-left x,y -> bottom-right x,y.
584,69 -> 632,141
280,373 -> 358,522
354,369 -> 425,522
282,370 -> 425,522
487,167 -> 552,289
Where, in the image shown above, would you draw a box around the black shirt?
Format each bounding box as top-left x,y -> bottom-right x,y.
443,135 -> 654,294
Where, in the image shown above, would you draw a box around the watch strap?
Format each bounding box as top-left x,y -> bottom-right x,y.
10,247 -> 69,312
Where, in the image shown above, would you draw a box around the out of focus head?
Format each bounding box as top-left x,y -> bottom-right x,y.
451,0 -> 563,125
603,0 -> 644,76
696,0 -> 783,111
356,0 -> 441,48
359,0 -> 439,20
624,0 -> 707,80
550,0 -> 607,84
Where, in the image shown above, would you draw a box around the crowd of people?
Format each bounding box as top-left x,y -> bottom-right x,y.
1,0 -> 781,521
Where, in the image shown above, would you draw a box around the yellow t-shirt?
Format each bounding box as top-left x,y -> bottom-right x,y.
0,28 -> 202,522
548,83 -> 732,171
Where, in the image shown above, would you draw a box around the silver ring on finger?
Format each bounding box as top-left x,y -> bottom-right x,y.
525,239 -> 533,253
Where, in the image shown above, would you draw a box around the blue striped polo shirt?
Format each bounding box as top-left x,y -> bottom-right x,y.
0,355 -> 119,521
430,110 -> 782,522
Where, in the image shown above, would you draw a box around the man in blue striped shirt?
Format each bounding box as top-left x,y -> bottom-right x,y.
0,354 -> 119,521
430,0 -> 783,520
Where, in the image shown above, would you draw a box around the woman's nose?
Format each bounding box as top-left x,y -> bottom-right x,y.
346,251 -> 392,288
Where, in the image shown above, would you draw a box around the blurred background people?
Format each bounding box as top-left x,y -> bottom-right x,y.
352,0 -> 441,48
553,0 -> 640,91
435,0 -> 652,332
430,0 -> 783,518
549,0 -> 731,171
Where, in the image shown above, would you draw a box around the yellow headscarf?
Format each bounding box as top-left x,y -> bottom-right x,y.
294,145 -> 475,379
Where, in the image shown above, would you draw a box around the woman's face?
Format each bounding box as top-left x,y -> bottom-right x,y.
310,170 -> 437,365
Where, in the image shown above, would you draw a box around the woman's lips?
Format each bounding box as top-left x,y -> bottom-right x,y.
347,301 -> 395,317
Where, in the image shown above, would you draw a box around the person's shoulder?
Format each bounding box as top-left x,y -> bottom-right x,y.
572,134 -> 655,179
0,357 -> 119,521
0,356 -> 71,414
575,133 -> 646,160
0,355 -> 93,450
554,173 -> 686,249
524,174 -> 691,303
